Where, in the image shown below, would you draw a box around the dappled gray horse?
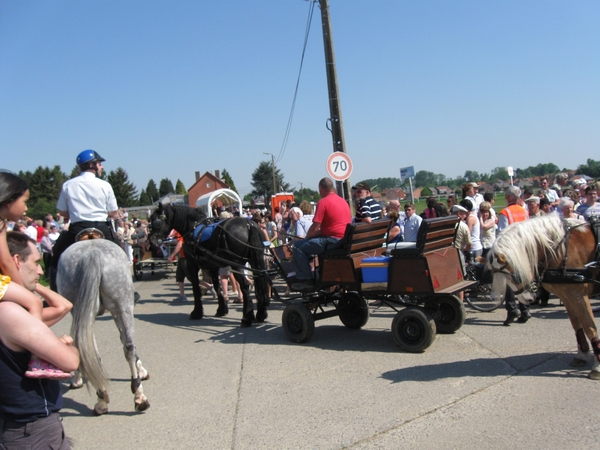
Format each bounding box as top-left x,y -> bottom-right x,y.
57,239 -> 150,414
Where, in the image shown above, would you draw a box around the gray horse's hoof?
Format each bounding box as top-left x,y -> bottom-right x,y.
135,399 -> 150,412
588,371 -> 600,380
570,357 -> 588,368
93,405 -> 109,416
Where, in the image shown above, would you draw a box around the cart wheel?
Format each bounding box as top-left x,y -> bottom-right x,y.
391,308 -> 436,353
133,263 -> 143,281
338,292 -> 370,329
464,283 -> 502,312
426,295 -> 466,334
282,304 -> 315,343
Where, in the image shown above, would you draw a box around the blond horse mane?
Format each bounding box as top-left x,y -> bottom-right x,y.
490,214 -> 587,285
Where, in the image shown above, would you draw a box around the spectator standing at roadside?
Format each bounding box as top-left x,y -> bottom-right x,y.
1,232 -> 78,449
387,200 -> 406,228
540,198 -> 553,214
40,229 -> 54,270
539,176 -> 559,208
353,182 -> 382,223
478,201 -> 495,257
450,204 -> 472,293
402,203 -> 422,242
483,193 -> 497,224
525,196 -> 542,217
460,199 -> 482,258
447,195 -> 457,211
421,197 -> 437,219
24,218 -> 38,242
48,224 -> 60,245
555,173 -> 569,196
295,201 -> 314,240
560,197 -> 583,220
576,184 -> 600,219
498,185 -> 530,326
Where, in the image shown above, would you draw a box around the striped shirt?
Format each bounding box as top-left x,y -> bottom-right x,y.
355,196 -> 382,222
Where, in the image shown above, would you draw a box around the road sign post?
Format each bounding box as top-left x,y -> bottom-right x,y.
326,152 -> 353,182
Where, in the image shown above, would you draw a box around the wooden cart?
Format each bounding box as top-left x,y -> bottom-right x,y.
271,216 -> 475,352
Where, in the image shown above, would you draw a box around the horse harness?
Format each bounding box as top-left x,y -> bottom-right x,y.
539,218 -> 600,289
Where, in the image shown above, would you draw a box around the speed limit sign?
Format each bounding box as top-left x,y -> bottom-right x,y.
326,152 -> 353,181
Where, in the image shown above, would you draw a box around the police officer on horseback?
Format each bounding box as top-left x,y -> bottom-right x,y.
49,150 -> 120,290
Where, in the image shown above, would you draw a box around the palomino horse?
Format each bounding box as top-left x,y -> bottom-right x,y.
148,204 -> 270,327
488,213 -> 600,380
57,239 -> 150,414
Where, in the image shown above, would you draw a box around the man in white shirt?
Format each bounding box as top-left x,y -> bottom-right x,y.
49,150 -> 120,290
402,203 -> 423,242
539,177 -> 559,208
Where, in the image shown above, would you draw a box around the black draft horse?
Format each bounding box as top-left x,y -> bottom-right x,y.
148,204 -> 270,327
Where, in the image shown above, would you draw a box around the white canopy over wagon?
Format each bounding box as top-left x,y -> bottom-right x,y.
195,188 -> 242,218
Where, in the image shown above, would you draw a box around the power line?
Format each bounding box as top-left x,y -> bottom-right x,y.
275,0 -> 317,164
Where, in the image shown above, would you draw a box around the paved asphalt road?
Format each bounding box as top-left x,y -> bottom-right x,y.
51,268 -> 600,450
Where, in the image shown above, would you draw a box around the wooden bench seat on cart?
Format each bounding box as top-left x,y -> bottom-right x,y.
385,216 -> 471,295
319,219 -> 392,287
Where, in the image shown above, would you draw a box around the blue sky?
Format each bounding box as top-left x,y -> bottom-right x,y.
1,0 -> 598,198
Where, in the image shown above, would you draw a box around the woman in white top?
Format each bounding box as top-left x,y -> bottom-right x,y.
460,199 -> 482,258
295,201 -> 314,239
478,201 -> 495,257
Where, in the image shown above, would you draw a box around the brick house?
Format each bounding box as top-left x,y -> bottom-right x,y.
187,171 -> 230,207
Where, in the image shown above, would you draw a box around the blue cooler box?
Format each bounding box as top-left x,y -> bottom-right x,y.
361,256 -> 391,283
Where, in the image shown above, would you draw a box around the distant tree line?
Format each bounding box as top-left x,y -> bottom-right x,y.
17,165 -> 189,220
14,157 -> 599,219
359,159 -> 600,192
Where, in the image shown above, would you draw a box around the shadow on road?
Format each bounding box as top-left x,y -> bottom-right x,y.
380,351 -> 590,383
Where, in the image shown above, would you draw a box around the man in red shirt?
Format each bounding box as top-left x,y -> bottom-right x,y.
291,178 -> 351,291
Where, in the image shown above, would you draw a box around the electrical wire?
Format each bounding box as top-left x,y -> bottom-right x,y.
275,0 -> 317,164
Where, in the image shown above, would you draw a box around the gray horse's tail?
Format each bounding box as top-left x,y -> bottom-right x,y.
247,223 -> 270,307
70,249 -> 109,391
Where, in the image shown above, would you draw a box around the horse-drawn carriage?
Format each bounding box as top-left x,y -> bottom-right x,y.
132,239 -> 178,280
270,216 -> 476,352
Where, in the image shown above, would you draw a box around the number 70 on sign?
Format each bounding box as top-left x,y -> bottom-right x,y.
326,152 -> 353,181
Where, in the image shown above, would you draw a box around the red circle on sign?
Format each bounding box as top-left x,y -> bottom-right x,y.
326,152 -> 353,181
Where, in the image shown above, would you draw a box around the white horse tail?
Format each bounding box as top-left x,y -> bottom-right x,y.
70,249 -> 109,392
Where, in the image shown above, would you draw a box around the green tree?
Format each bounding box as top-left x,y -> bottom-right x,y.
489,166 -> 509,182
293,187 -> 320,203
250,161 -> 289,205
145,179 -> 158,203
18,165 -> 67,210
421,186 -> 432,196
175,179 -> 187,195
463,170 -> 481,182
107,167 -> 138,207
139,189 -> 152,206
159,178 -> 174,198
221,168 -> 237,193
414,171 -> 439,188
69,165 -> 80,179
577,159 -> 600,178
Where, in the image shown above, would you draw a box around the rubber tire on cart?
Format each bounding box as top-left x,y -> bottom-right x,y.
338,292 -> 370,329
282,303 -> 315,343
426,295 -> 466,334
391,307 -> 436,353
133,263 -> 143,281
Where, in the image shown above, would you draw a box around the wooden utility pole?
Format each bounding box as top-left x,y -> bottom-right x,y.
319,0 -> 352,204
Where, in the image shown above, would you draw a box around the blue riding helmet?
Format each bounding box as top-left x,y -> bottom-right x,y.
76,149 -> 106,167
